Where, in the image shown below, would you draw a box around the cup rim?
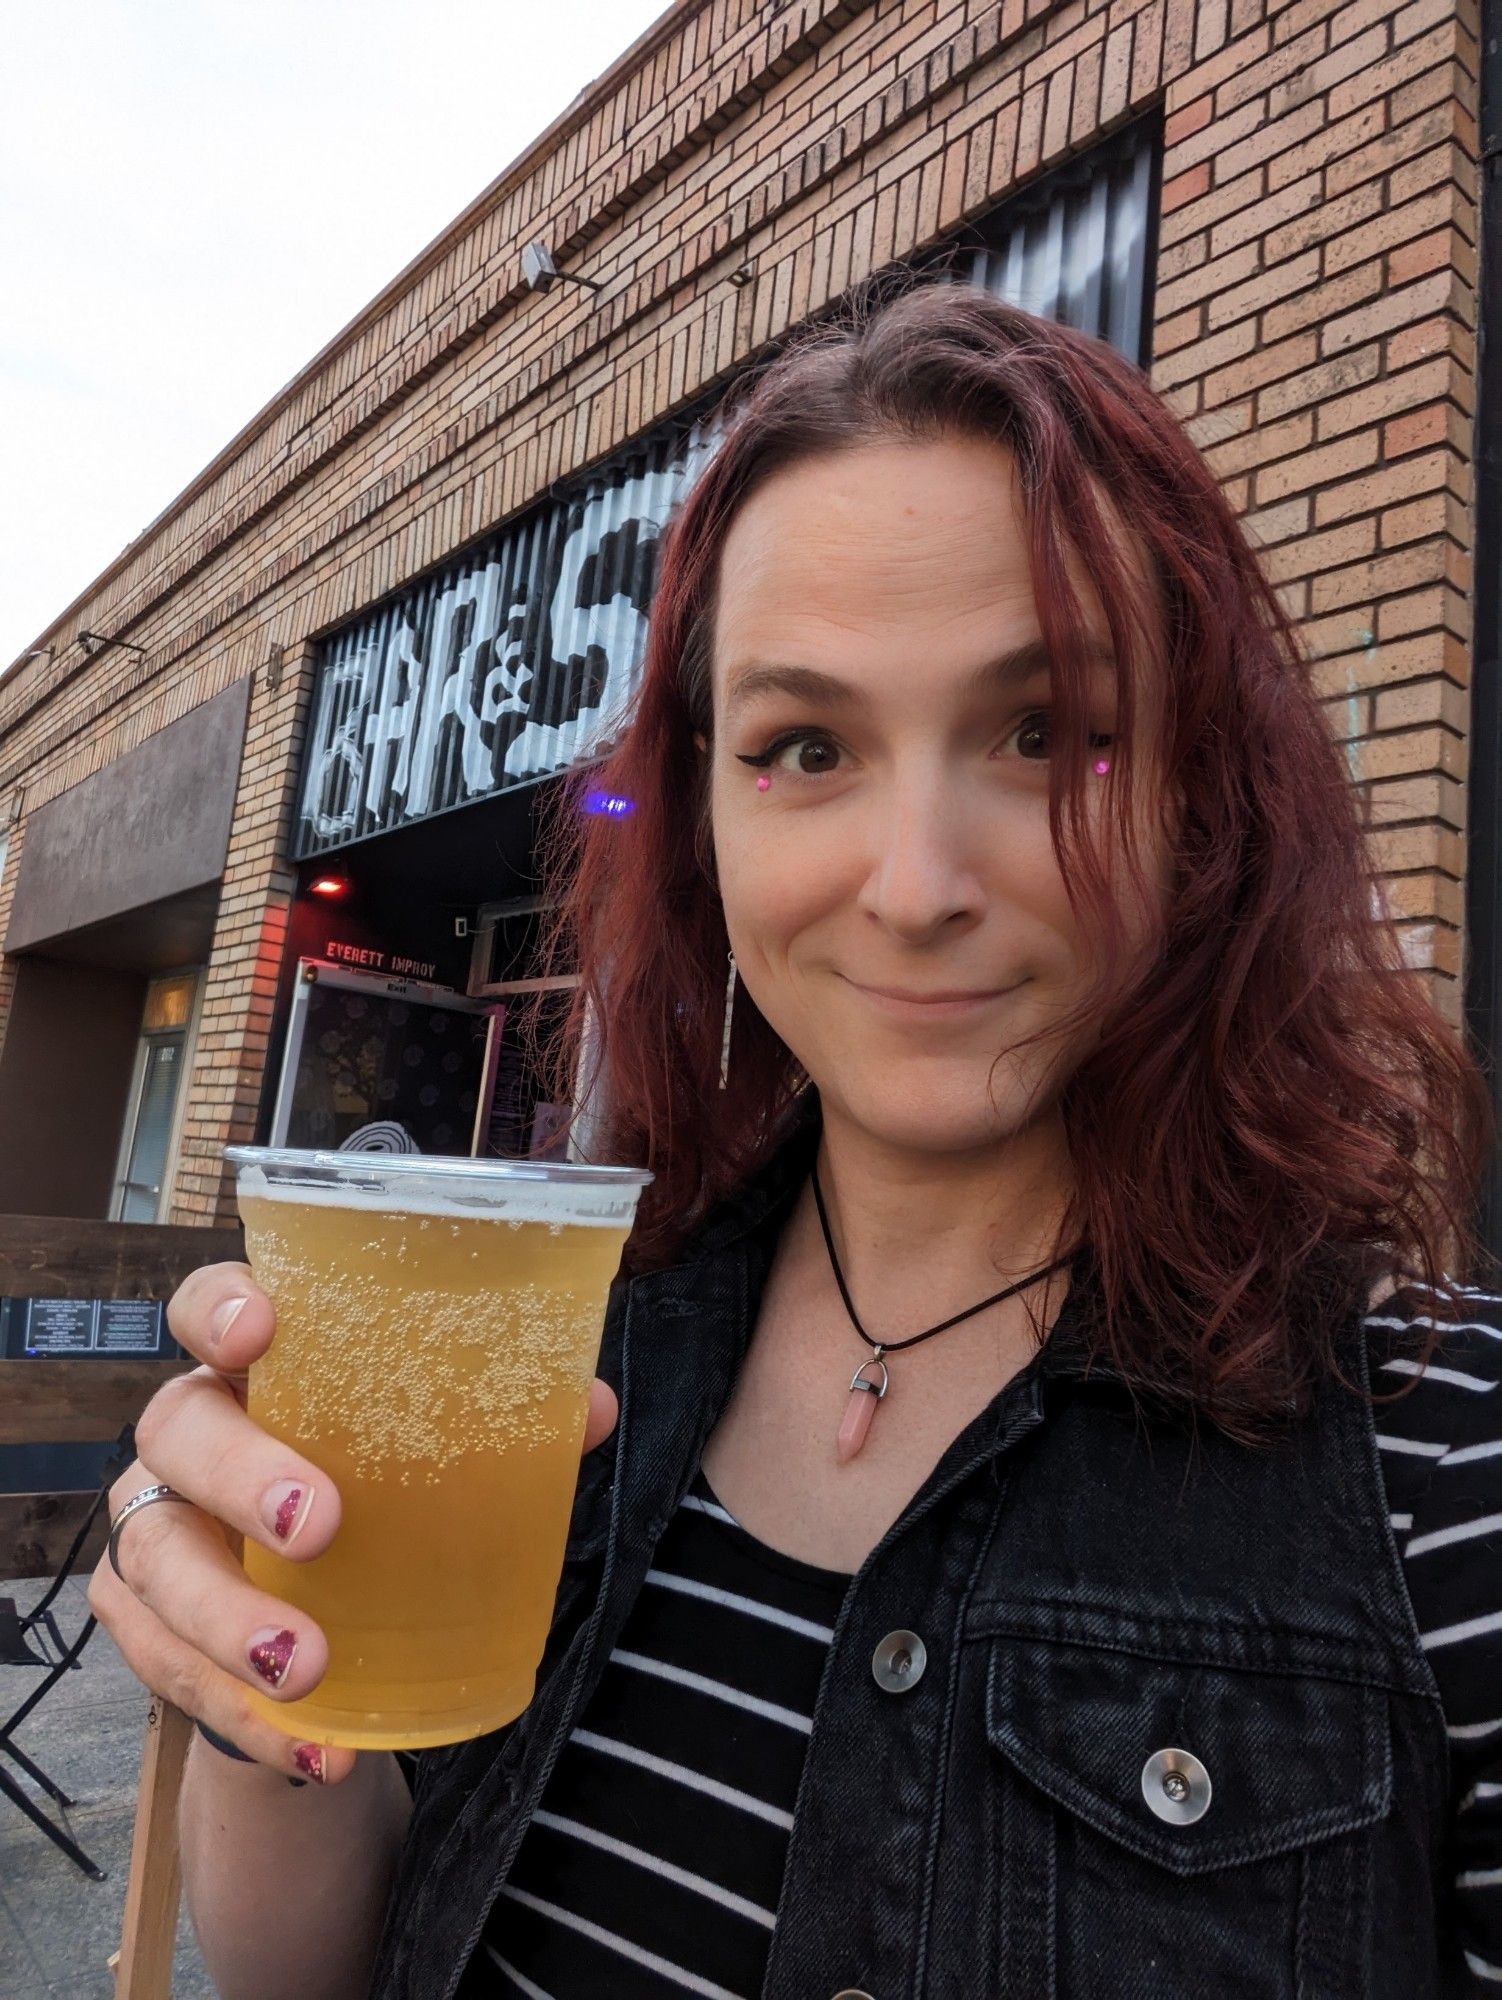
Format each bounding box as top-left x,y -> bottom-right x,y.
223,1144 -> 653,1188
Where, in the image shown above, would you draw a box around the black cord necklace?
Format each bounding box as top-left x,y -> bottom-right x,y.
811,1163 -> 1077,1462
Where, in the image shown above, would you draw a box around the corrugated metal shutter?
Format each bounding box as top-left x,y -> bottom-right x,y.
952,115 -> 1157,366
291,118 -> 1157,860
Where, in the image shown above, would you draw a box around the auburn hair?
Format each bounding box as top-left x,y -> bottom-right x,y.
531,278 -> 1495,1439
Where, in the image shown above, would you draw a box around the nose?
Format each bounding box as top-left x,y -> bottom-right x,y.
853,759 -> 987,941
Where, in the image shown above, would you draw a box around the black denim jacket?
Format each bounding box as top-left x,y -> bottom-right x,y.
370,1097 -> 1454,1998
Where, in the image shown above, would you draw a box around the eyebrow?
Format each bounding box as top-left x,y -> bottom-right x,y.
723,636 -> 1114,719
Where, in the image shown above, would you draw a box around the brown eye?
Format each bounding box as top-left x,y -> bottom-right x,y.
1015,713 -> 1051,760
791,736 -> 839,774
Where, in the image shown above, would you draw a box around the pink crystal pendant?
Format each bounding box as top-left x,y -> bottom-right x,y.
837,1348 -> 889,1463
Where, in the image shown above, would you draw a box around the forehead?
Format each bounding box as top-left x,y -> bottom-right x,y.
711,435 -> 1116,689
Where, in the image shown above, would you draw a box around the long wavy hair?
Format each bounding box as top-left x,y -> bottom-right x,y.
529,279 -> 1495,1438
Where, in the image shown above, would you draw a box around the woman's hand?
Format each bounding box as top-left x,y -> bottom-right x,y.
89,1262 -> 621,1785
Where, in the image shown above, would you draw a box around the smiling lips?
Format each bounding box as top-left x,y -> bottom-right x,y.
848,979 -> 1021,1016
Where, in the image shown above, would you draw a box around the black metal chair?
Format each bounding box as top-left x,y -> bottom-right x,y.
0,1423 -> 135,1880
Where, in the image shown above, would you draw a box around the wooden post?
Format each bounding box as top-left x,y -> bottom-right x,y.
112,1697 -> 193,1997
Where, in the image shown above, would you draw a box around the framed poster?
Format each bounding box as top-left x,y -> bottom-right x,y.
269,960 -> 503,1155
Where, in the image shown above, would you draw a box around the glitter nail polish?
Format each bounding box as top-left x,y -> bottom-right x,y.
260,1481 -> 314,1548
293,1743 -> 326,1784
248,1627 -> 298,1688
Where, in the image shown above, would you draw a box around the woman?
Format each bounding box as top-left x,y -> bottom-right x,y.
93,284 -> 1501,1999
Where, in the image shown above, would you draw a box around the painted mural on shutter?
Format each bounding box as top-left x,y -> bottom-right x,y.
290,119 -> 1157,860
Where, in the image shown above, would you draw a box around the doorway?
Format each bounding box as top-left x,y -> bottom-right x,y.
111,970 -> 200,1223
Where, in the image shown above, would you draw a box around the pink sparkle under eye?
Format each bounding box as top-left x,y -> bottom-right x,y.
756,773 -> 771,791
1094,758 -> 1111,776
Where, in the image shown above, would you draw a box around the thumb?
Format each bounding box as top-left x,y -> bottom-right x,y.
581,1378 -> 620,1454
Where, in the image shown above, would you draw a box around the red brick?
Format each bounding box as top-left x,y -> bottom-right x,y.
1388,227 -> 1457,284
1384,403 -> 1458,455
1163,160 -> 1213,212
1163,92 -> 1214,145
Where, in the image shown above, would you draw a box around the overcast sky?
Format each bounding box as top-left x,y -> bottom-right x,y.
0,0 -> 669,673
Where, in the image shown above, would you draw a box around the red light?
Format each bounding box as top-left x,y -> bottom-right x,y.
309,874 -> 349,898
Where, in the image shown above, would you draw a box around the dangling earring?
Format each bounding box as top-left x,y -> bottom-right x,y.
718,950 -> 737,1091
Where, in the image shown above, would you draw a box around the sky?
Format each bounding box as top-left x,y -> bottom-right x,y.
0,0 -> 671,674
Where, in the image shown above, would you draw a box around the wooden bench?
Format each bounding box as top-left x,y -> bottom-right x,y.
0,1213 -> 242,1998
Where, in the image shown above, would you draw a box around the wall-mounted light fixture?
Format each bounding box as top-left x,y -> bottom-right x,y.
264,643 -> 286,693
308,865 -> 352,900
23,646 -> 55,671
77,630 -> 148,660
522,241 -> 604,296
727,263 -> 756,289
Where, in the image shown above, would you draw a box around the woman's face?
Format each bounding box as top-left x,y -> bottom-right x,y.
700,433 -> 1176,1158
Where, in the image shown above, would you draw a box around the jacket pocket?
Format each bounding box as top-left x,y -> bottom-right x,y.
981,1628 -> 1394,1999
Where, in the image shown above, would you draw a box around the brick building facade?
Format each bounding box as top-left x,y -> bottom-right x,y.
0,0 -> 1494,1240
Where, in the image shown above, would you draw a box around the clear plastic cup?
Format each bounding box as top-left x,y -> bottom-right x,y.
224,1147 -> 651,1750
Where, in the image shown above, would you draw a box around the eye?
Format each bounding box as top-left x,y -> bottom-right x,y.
1002,710 -> 1116,763
734,728 -> 843,778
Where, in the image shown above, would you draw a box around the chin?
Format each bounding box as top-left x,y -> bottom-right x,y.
819,1072 -> 1036,1154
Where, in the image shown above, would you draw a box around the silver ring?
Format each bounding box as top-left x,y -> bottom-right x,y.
108,1483 -> 194,1584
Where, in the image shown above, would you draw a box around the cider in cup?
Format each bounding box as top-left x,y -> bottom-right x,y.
224,1147 -> 651,1750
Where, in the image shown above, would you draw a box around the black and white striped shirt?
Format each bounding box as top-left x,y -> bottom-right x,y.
465,1287 -> 1502,1997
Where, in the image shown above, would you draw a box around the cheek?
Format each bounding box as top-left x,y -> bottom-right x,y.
721,848 -> 833,947
714,814 -> 853,980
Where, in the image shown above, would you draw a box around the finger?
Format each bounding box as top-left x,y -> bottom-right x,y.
166,1262 -> 276,1373
131,1376 -> 340,1559
88,1553 -> 356,1785
582,1378 -> 619,1454
104,1485 -> 331,1705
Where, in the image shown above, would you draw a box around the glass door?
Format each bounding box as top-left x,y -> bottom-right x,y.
112,969 -> 200,1223
116,1033 -> 186,1221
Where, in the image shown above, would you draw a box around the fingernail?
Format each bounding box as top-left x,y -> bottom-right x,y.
248,1627 -> 298,1688
210,1295 -> 248,1348
260,1482 -> 314,1547
293,1743 -> 326,1784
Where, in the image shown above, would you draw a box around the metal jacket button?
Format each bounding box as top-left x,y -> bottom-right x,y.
871,1629 -> 926,1692
1141,1746 -> 1212,1824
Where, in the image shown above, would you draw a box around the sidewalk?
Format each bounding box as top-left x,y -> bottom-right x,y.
0,1576 -> 213,1999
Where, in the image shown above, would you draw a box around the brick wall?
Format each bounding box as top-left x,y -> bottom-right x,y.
0,0 -> 1481,1220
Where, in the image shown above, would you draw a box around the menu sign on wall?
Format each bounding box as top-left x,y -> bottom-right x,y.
0,1298 -> 183,1359
22,1300 -> 96,1353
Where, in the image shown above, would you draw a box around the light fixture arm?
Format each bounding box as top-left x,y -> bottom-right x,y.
77,629 -> 148,661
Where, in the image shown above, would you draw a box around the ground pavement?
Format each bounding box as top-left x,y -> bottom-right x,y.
0,1576 -> 213,1999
